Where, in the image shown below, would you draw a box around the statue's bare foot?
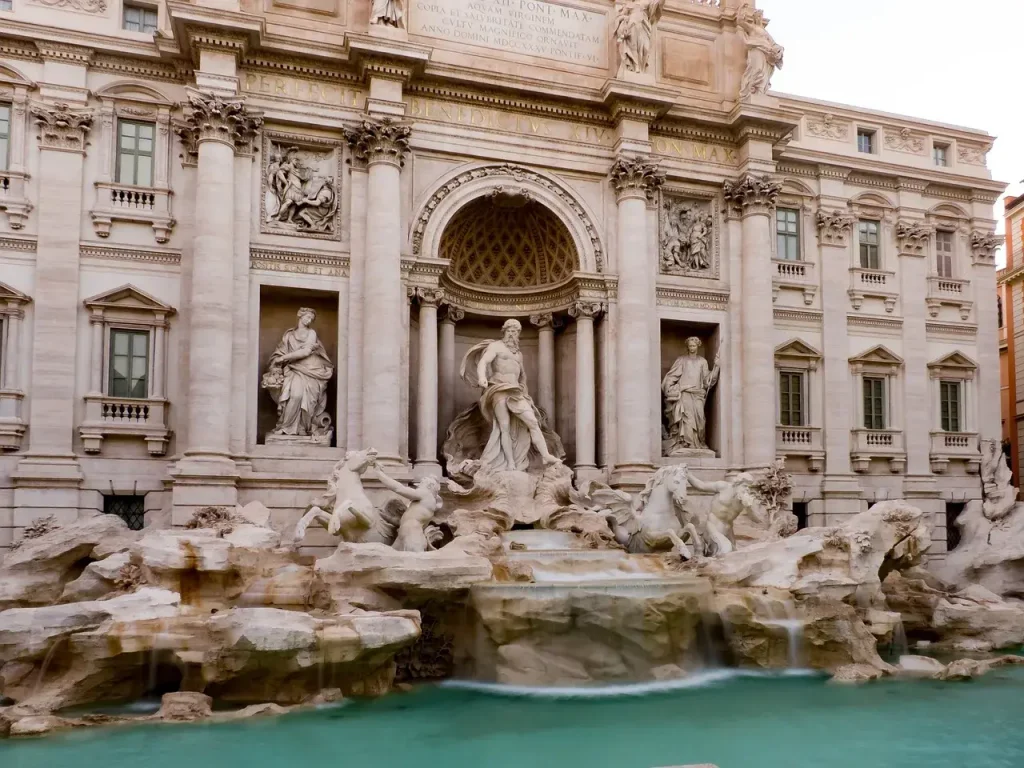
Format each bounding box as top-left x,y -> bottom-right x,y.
541,454 -> 561,466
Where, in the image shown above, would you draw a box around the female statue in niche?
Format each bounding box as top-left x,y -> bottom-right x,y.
661,336 -> 720,454
261,307 -> 335,441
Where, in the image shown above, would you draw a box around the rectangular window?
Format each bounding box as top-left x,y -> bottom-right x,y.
792,501 -> 809,531
858,219 -> 880,269
933,144 -> 949,167
108,329 -> 149,399
935,230 -> 954,278
778,370 -> 804,427
123,3 -> 158,34
116,119 -> 155,187
776,208 -> 800,261
0,103 -> 10,172
857,129 -> 875,154
0,0 -> 11,11
104,494 -> 146,531
863,376 -> 886,430
940,380 -> 961,433
946,502 -> 965,551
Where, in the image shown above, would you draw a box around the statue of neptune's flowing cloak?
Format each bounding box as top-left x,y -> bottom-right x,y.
441,341 -> 564,474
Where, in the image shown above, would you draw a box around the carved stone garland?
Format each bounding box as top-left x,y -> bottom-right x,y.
33,0 -> 107,12
609,155 -> 665,202
411,163 -> 606,271
816,209 -> 855,246
344,117 -> 411,167
31,102 -> 93,152
175,91 -> 263,156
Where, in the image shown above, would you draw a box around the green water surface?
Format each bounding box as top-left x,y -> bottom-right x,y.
3,670 -> 1023,768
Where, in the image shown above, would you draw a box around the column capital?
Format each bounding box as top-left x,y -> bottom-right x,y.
816,208 -> 856,247
569,301 -> 605,320
175,89 -> 263,155
609,155 -> 664,202
896,220 -> 933,257
31,102 -> 93,153
723,173 -> 782,217
440,304 -> 465,324
971,230 -> 1002,264
345,116 -> 411,168
529,312 -> 556,329
411,286 -> 445,306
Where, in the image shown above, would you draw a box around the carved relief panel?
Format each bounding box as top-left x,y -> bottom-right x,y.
261,133 -> 343,241
659,191 -> 718,279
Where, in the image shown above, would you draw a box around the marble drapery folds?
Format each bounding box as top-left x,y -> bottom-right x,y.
262,308 -> 334,441
662,338 -> 720,454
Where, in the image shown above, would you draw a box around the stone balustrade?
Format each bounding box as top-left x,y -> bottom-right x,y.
772,258 -> 817,305
775,425 -> 824,472
848,267 -> 897,312
79,394 -> 170,456
926,276 -> 973,320
91,182 -> 174,243
929,430 -> 981,474
851,428 -> 906,473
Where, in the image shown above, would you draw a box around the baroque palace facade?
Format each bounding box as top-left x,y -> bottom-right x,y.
0,0 -> 1006,557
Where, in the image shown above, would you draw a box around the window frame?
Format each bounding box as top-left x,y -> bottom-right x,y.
935,229 -> 955,278
775,207 -> 801,261
939,379 -> 962,433
857,128 -> 876,154
107,327 -> 151,399
115,118 -> 156,188
778,369 -> 806,427
0,0 -> 12,11
862,376 -> 887,430
858,219 -> 881,269
122,2 -> 158,34
933,143 -> 949,167
0,101 -> 10,172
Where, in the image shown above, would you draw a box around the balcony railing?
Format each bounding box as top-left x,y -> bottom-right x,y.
91,182 -> 174,243
772,259 -> 817,305
775,425 -> 824,471
848,268 -> 897,312
80,395 -> 170,456
851,428 -> 906,473
926,276 -> 972,320
929,431 -> 981,473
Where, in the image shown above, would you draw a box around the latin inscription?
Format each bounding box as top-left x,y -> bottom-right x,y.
410,0 -> 607,67
241,72 -> 364,108
652,136 -> 738,165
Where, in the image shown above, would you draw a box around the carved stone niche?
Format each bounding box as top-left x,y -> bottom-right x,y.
660,320 -> 722,459
261,133 -> 343,241
659,191 -> 718,279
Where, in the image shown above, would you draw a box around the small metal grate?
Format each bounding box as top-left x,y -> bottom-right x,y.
104,494 -> 146,531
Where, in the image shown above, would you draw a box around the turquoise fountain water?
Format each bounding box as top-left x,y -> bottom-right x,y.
4,669 -> 1024,768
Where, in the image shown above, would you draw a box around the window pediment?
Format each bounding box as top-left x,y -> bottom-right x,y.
0,281 -> 31,312
84,284 -> 175,324
775,338 -> 821,370
928,350 -> 977,380
850,344 -> 903,373
94,82 -> 173,108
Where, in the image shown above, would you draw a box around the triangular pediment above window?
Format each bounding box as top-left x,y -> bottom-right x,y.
775,338 -> 822,360
83,285 -> 176,315
0,281 -> 31,305
849,344 -> 903,367
928,351 -> 977,371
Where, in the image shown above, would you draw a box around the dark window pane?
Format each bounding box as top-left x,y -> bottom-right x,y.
104,494 -> 146,531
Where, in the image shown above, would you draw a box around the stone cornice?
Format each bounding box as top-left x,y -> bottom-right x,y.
90,54 -> 185,83
250,245 -> 350,277
344,116 -> 411,168
346,36 -> 430,84
655,285 -> 729,310
926,321 -> 977,338
35,41 -> 94,64
241,54 -> 354,82
773,307 -> 822,325
80,243 -> 182,266
0,235 -> 38,253
407,82 -> 609,124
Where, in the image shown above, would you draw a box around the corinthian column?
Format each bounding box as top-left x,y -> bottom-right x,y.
439,304 -> 464,442
724,173 -> 782,468
570,301 -> 603,474
176,91 -> 262,464
414,288 -> 443,475
346,117 -> 411,464
530,313 -> 557,422
609,156 -> 664,480
816,210 -> 856,477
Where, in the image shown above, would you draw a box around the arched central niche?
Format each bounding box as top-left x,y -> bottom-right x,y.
440,193 -> 578,291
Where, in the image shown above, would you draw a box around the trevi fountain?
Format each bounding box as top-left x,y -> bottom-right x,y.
3,319 -> 1024,767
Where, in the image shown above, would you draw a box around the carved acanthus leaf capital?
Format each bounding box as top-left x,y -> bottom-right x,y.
345,117 -> 411,168
895,221 -> 933,255
816,209 -> 856,246
722,174 -> 782,216
609,156 -> 664,202
412,286 -> 445,306
530,312 -> 555,329
440,304 -> 465,324
31,102 -> 93,152
569,301 -> 604,320
970,230 -> 1003,262
176,90 -> 263,155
